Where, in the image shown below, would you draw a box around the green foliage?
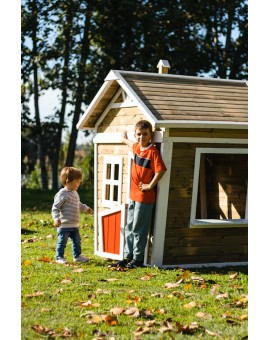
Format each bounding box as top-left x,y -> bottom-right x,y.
21,189 -> 248,339
24,164 -> 42,189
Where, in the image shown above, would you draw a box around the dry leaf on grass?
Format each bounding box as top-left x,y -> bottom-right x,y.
124,307 -> 140,317
25,291 -> 44,298
61,279 -> 72,284
72,268 -> 84,273
110,307 -> 125,315
205,329 -> 223,337
196,312 -> 212,320
216,292 -> 228,299
38,256 -> 51,263
175,321 -> 201,334
133,326 -> 151,336
183,301 -> 196,309
22,260 -> 32,266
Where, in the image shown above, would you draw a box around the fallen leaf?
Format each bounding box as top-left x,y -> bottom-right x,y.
239,314 -> 248,320
72,268 -> 84,273
46,234 -> 53,238
25,291 -> 45,298
196,312 -> 212,320
134,326 -> 151,336
175,321 -> 200,334
183,301 -> 196,309
229,272 -> 238,280
38,256 -> 51,263
184,283 -> 192,290
205,329 -> 223,337
159,321 -> 174,333
165,282 -> 181,289
104,315 -> 118,326
151,293 -> 164,298
190,276 -> 205,283
216,292 -> 228,299
96,289 -> 111,295
110,307 -> 125,315
209,284 -> 221,294
124,307 -> 140,317
61,279 -> 72,284
40,308 -> 51,312
181,270 -> 190,279
22,260 -> 32,266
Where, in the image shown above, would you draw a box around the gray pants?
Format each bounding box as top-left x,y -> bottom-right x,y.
124,199 -> 155,262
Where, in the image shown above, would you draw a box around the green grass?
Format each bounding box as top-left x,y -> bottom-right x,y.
21,189 -> 248,339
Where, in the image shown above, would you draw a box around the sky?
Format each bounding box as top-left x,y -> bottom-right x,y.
28,88 -> 92,145
0,0 -> 270,337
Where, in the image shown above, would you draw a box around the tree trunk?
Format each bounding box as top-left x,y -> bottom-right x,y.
52,8 -> 73,189
32,0 -> 48,190
65,1 -> 91,166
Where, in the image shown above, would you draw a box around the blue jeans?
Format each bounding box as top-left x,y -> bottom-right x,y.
56,228 -> 81,259
124,199 -> 155,262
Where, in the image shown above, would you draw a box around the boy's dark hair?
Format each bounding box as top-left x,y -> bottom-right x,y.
135,120 -> 153,132
60,167 -> 82,186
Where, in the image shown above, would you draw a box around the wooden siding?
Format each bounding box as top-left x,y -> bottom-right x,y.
97,107 -> 145,133
169,128 -> 248,139
163,142 -> 248,265
122,74 -> 247,123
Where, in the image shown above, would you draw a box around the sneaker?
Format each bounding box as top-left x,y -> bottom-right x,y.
56,257 -> 67,264
127,259 -> 144,269
108,258 -> 130,268
73,255 -> 89,263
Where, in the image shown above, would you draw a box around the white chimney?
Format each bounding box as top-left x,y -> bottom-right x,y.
157,59 -> 170,74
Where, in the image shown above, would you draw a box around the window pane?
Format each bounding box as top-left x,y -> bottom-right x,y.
114,164 -> 119,180
196,153 -> 248,219
106,164 -> 111,179
113,185 -> 118,201
105,184 -> 110,200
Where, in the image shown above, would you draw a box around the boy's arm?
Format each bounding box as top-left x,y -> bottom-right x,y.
140,170 -> 166,192
122,131 -> 135,148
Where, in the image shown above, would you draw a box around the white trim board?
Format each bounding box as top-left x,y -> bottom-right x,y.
93,131 -> 164,144
156,121 -> 248,130
77,80 -> 114,130
106,70 -> 248,86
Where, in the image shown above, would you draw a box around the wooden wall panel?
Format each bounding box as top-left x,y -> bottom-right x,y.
163,142 -> 248,265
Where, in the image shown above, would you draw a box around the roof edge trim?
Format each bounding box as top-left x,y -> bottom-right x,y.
77,80 -> 114,130
115,70 -> 247,86
155,121 -> 248,130
113,70 -> 158,126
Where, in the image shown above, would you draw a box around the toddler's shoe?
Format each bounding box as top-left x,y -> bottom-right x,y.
73,255 -> 89,263
127,259 -> 144,269
108,258 -> 130,268
56,257 -> 67,264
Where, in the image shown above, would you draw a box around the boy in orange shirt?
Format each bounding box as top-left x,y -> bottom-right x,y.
110,120 -> 167,269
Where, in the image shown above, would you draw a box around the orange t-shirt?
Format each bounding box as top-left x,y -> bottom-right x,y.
130,143 -> 167,204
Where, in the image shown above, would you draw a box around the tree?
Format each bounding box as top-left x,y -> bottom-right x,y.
21,0 -> 50,189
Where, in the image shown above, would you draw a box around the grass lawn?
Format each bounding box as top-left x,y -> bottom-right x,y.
21,189 -> 248,339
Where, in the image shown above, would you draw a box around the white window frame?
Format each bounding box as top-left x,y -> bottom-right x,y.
102,156 -> 123,208
190,147 -> 248,228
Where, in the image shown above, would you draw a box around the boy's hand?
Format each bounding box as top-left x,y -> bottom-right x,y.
54,219 -> 61,227
139,182 -> 151,192
87,208 -> 94,215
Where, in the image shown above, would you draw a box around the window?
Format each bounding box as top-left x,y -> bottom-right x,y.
190,148 -> 248,228
102,156 -> 123,208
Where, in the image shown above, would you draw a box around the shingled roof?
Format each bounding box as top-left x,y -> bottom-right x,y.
77,70 -> 248,130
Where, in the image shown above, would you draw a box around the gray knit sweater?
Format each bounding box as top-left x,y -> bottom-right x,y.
52,188 -> 90,228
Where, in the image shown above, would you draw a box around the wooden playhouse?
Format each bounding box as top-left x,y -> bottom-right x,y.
77,60 -> 248,268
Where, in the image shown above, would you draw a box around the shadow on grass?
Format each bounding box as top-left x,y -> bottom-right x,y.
21,228 -> 37,235
159,265 -> 248,275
